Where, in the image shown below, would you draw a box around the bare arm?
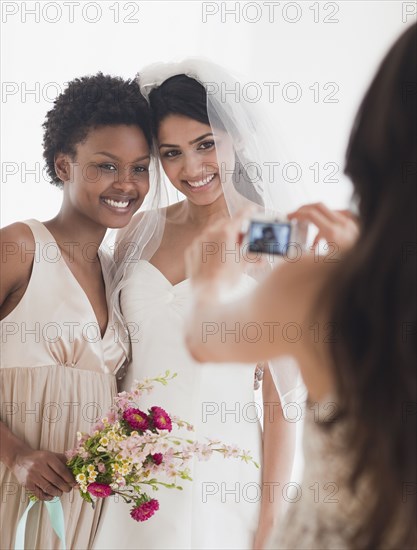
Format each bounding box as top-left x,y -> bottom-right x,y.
0,223 -> 76,499
253,367 -> 297,549
0,422 -> 75,500
0,223 -> 35,320
185,254 -> 322,364
184,214 -> 337,400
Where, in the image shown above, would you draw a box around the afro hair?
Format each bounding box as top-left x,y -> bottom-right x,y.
42,72 -> 151,187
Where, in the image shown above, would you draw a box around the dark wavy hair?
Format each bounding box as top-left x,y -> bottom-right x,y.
42,72 -> 151,187
148,74 -> 263,205
325,23 -> 416,549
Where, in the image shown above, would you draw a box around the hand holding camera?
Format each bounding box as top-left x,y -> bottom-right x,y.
186,203 -> 359,296
246,203 -> 359,257
288,203 -> 359,252
246,215 -> 309,257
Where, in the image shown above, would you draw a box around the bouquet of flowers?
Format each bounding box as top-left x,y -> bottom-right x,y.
66,371 -> 258,522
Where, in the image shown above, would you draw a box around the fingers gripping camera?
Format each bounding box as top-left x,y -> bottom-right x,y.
246,215 -> 309,256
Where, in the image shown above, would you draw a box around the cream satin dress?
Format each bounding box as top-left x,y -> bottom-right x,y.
0,220 -> 127,550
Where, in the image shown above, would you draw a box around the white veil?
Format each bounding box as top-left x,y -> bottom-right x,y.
108,57 -> 308,408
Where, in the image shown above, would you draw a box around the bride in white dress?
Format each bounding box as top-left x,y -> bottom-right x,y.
94,59 -> 307,550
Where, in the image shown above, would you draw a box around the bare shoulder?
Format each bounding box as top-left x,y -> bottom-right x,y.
1,222 -> 36,267
0,222 -> 36,305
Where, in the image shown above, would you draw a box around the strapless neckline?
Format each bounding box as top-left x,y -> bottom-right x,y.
141,259 -> 190,288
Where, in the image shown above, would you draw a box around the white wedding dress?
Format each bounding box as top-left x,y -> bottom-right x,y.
93,260 -> 262,550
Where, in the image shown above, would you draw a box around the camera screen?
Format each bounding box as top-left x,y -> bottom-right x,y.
248,221 -> 291,255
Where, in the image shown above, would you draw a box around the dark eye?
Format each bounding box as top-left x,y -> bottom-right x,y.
163,150 -> 181,159
98,163 -> 117,172
133,165 -> 148,174
198,140 -> 215,151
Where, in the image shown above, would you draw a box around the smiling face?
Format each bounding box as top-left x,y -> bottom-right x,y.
57,124 -> 150,229
157,114 -> 234,206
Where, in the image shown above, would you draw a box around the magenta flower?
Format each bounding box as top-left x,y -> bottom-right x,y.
123,408 -> 149,432
151,453 -> 163,465
130,499 -> 159,522
149,406 -> 172,432
87,483 -> 113,498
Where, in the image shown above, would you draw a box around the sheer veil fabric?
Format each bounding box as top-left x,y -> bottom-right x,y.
106,57 -> 308,408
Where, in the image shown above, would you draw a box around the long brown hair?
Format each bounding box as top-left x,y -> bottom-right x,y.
329,23 -> 416,548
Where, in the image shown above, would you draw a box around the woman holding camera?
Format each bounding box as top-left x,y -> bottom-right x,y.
185,24 -> 416,549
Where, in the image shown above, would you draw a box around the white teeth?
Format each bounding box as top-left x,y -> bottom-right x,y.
187,174 -> 215,188
103,198 -> 130,208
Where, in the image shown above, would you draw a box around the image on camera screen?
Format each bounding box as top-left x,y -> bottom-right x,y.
248,222 -> 291,255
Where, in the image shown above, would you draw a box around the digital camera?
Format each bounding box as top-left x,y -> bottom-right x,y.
246,215 -> 309,256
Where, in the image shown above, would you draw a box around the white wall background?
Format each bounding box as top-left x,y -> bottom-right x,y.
1,0 -> 416,227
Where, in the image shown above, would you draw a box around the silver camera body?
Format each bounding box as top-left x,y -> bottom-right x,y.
245,214 -> 309,256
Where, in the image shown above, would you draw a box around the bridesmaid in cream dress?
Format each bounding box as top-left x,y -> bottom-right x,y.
0,73 -> 152,549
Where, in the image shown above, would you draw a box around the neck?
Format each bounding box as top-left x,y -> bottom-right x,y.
45,204 -> 107,264
182,194 -> 230,227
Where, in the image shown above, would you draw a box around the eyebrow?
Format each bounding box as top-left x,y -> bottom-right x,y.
93,152 -> 150,162
159,133 -> 214,149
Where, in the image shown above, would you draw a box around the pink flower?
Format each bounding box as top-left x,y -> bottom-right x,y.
223,445 -> 240,458
115,391 -> 134,411
87,483 -> 113,498
149,406 -> 172,432
79,449 -> 90,460
130,499 -> 159,522
97,463 -> 106,473
65,449 -> 78,460
118,476 -> 126,487
115,397 -> 130,411
196,444 -> 213,461
123,408 -> 149,432
151,453 -> 163,465
93,421 -> 104,431
112,476 -> 126,488
161,448 -> 175,466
